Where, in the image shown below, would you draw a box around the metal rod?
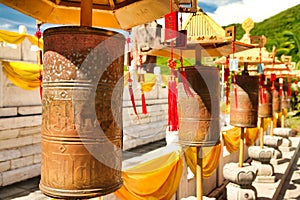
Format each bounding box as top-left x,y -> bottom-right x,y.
80,0 -> 93,26
239,127 -> 245,167
196,146 -> 203,200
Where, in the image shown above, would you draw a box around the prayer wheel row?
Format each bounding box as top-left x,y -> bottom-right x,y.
229,74 -> 291,128
40,26 -> 124,198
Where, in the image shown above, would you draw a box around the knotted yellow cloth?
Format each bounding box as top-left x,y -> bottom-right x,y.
184,143 -> 222,178
2,61 -> 42,90
115,150 -> 183,200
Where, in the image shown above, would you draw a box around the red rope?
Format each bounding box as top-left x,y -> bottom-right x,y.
231,41 -> 238,108
225,57 -> 230,106
167,0 -> 178,131
35,24 -> 43,101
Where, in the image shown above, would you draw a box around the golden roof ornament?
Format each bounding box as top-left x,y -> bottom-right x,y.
239,17 -> 255,44
242,18 -> 254,34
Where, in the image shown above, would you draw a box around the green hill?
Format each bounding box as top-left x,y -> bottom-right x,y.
225,4 -> 300,68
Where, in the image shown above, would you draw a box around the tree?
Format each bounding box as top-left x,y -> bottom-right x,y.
277,31 -> 300,69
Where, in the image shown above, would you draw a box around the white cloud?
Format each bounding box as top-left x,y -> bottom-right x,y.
208,0 -> 300,26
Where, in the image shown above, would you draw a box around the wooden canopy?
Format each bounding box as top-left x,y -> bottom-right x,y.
0,0 -> 180,30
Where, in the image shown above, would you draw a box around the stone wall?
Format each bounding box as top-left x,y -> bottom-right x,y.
0,107 -> 42,187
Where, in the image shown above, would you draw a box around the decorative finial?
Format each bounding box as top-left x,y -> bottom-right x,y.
242,18 -> 254,35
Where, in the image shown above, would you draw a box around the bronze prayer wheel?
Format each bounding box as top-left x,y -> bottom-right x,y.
281,83 -> 290,110
178,65 -> 220,147
258,85 -> 273,118
40,26 -> 124,198
268,81 -> 281,113
230,74 -> 259,128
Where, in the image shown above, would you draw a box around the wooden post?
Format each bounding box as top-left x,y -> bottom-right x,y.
270,117 -> 274,137
80,0 -> 93,26
196,147 -> 203,200
260,118 -> 264,148
239,127 -> 245,167
281,112 -> 285,128
195,44 -> 202,65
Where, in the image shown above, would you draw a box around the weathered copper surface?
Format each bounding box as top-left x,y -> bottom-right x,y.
281,83 -> 290,109
267,82 -> 281,113
40,26 -> 124,198
230,74 -> 259,128
258,86 -> 272,118
178,65 -> 220,147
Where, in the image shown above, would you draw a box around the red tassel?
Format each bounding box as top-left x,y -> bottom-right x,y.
279,78 -> 283,97
180,69 -> 194,97
168,75 -> 178,131
270,73 -> 276,91
128,72 -> 138,117
225,81 -> 229,105
141,89 -> 147,114
224,68 -> 230,105
39,86 -> 42,100
129,85 -> 138,117
287,82 -> 291,97
259,74 -> 265,104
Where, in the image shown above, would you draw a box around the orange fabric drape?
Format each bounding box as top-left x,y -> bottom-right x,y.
115,150 -> 183,200
222,127 -> 241,153
245,127 -> 260,146
184,143 -> 222,178
2,61 -> 42,90
222,127 -> 259,153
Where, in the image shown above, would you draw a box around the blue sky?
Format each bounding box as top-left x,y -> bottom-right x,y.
0,1 -> 300,35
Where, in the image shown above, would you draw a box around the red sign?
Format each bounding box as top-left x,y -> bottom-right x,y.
165,11 -> 178,41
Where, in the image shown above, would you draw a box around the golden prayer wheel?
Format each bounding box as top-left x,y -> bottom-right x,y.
258,86 -> 273,118
230,74 -> 259,128
178,65 -> 220,147
40,26 -> 124,198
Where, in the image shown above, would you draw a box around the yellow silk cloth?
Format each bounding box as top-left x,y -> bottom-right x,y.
2,61 -> 42,90
0,29 -> 43,47
184,143 -> 222,178
115,150 -> 183,200
222,127 -> 259,153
